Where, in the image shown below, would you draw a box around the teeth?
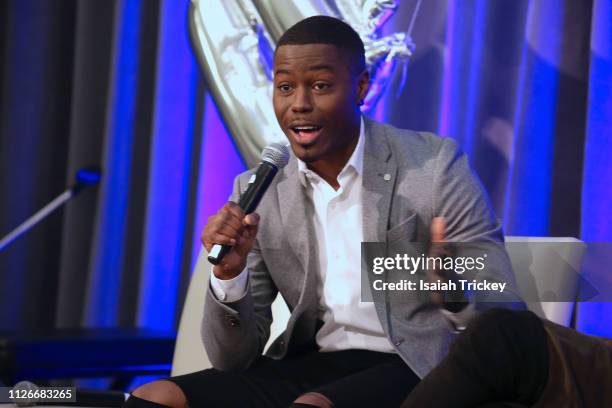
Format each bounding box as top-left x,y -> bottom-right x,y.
294,126 -> 320,131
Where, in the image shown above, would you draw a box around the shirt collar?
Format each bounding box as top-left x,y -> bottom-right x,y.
297,116 -> 365,187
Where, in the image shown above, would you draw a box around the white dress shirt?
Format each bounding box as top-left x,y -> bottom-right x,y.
211,117 -> 395,353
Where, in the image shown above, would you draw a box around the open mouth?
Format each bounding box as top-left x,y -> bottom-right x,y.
289,125 -> 323,146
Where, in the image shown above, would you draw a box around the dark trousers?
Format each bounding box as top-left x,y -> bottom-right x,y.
164,348 -> 419,407
124,309 -> 552,407
401,309 -> 549,408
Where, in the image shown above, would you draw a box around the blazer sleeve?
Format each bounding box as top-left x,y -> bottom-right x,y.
431,137 -> 525,325
201,173 -> 279,372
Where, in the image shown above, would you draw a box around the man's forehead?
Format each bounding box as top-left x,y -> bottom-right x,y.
273,44 -> 346,73
275,44 -> 341,64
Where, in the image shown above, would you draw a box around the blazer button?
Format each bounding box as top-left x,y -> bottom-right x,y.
225,315 -> 240,328
394,338 -> 404,346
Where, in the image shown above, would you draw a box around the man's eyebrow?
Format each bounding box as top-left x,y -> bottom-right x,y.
275,68 -> 291,75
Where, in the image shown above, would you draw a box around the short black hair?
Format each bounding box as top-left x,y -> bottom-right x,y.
276,15 -> 366,73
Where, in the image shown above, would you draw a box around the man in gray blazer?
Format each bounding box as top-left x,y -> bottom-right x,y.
125,15 -> 523,408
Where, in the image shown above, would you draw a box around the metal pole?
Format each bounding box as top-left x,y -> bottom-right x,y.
0,189 -> 74,252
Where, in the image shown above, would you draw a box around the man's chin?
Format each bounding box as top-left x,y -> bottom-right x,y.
288,143 -> 319,163
294,152 -> 317,164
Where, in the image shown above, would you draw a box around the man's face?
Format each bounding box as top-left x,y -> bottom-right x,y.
273,44 -> 369,164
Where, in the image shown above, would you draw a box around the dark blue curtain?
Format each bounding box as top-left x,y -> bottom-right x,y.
1,0 -> 611,338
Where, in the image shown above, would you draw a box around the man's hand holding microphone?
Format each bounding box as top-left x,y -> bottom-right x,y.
202,203 -> 259,280
202,143 -> 289,278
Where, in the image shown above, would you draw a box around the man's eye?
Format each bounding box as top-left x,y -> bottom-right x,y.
277,84 -> 292,92
313,83 -> 330,91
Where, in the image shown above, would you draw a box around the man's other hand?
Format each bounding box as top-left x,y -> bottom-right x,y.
428,217 -> 468,311
202,202 -> 259,280
428,217 -> 448,306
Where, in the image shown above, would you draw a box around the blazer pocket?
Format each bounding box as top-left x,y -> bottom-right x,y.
386,213 -> 417,243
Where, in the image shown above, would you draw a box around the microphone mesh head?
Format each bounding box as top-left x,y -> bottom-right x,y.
13,381 -> 39,406
261,143 -> 290,168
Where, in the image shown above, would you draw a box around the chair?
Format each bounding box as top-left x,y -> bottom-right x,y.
504,237 -> 585,326
171,237 -> 586,376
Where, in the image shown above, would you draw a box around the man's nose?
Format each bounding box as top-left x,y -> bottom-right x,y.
291,88 -> 313,113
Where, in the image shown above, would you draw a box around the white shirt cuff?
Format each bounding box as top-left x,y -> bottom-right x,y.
209,267 -> 249,302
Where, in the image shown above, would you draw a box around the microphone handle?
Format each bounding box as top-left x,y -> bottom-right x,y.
208,162 -> 278,265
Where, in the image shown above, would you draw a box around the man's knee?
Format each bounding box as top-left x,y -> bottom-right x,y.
449,309 -> 547,374
461,309 -> 541,345
130,380 -> 187,408
469,308 -> 517,332
292,391 -> 334,408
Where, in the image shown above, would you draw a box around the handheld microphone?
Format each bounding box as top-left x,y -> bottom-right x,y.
208,143 -> 289,265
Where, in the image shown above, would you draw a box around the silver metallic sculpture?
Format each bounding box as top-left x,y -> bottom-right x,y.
189,0 -> 419,167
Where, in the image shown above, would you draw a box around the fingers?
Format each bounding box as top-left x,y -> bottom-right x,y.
202,202 -> 244,251
206,232 -> 236,249
201,202 -> 260,253
243,213 -> 260,227
211,203 -> 244,235
234,213 -> 259,255
238,213 -> 259,243
430,217 -> 446,243
428,217 -> 448,306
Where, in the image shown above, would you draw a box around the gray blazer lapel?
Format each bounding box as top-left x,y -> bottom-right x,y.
276,157 -> 318,306
362,119 -> 397,334
362,119 -> 397,242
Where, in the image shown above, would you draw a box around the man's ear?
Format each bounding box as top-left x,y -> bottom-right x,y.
357,69 -> 370,104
